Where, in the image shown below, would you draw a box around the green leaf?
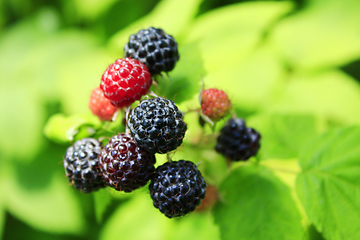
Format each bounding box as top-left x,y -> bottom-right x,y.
213,165 -> 304,240
0,87 -> 44,161
247,113 -> 321,159
270,0 -> 360,70
72,0 -> 118,20
0,195 -> 4,240
93,189 -> 113,223
155,42 -> 205,104
182,2 -> 293,112
167,212 -> 221,240
185,1 -> 293,73
108,0 -> 203,53
296,126 -> 360,240
100,191 -> 220,240
2,163 -> 85,235
100,191 -> 171,240
267,70 -> 360,125
44,113 -> 101,144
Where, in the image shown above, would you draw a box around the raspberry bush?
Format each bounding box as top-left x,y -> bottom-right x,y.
3,1 -> 360,240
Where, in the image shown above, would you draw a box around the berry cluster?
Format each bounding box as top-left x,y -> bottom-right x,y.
60,27 -> 261,219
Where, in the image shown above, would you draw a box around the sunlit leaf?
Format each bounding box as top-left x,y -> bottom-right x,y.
296,126 -> 360,240
270,0 -> 360,70
267,70 -> 360,125
185,1 -> 293,74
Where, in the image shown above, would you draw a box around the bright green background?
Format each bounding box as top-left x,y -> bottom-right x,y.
1,0 -> 360,239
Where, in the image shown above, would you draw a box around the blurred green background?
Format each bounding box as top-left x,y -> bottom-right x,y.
1,0 -> 360,239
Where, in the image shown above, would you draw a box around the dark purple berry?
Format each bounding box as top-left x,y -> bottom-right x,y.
63,138 -> 105,193
215,118 -> 261,161
124,27 -> 180,75
99,133 -> 156,192
149,160 -> 207,218
127,97 -> 187,154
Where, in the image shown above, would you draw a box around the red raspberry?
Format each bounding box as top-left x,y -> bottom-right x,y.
89,87 -> 118,121
201,88 -> 231,121
100,58 -> 152,108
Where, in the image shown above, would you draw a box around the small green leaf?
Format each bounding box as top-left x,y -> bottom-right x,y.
296,126 -> 360,240
44,113 -> 101,144
213,165 -> 304,240
247,113 -> 320,159
155,42 -> 205,104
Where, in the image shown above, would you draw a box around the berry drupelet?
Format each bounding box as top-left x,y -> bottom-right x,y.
99,133 -> 156,192
124,27 -> 180,75
149,160 -> 207,218
100,58 -> 152,108
63,138 -> 105,193
127,97 -> 187,154
215,118 -> 261,161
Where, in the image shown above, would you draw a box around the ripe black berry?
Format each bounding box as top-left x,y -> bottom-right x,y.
99,133 -> 156,192
124,27 -> 180,75
215,118 -> 261,161
63,138 -> 105,193
127,97 -> 187,154
149,160 -> 207,218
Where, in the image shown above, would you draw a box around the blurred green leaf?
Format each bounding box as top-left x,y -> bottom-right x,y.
108,0 -> 203,53
296,126 -> 360,240
248,113 -> 321,160
268,70 -> 360,125
3,162 -> 85,235
270,0 -> 360,70
0,87 -> 44,161
185,1 -> 293,74
155,42 -> 205,104
100,191 -> 171,240
100,191 -> 220,240
73,0 -> 117,20
307,224 -> 326,240
168,212 -> 221,240
99,0 -> 160,38
44,113 -> 101,144
93,189 -> 112,223
204,44 -> 286,112
3,213 -> 83,240
213,165 -> 304,240
0,197 -> 4,240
